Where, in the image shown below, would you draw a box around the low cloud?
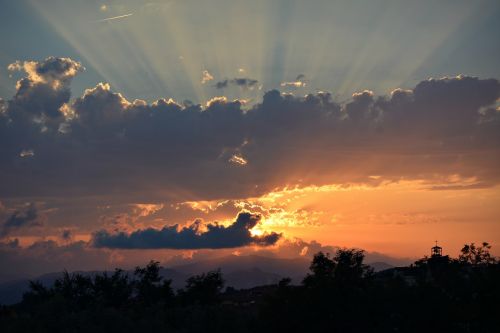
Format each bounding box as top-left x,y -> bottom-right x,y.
92,212 -> 281,249
61,229 -> 73,241
1,204 -> 41,237
0,240 -> 113,283
0,236 -> 410,284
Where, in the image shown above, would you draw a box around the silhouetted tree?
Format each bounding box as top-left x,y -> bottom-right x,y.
332,248 -> 373,285
303,249 -> 372,288
302,251 -> 335,287
133,260 -> 173,305
21,280 -> 53,307
93,269 -> 132,307
2,245 -> 499,333
179,269 -> 224,305
459,242 -> 497,265
52,271 -> 93,309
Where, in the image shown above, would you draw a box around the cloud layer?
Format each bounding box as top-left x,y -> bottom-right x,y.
1,57 -> 499,204
92,212 -> 281,249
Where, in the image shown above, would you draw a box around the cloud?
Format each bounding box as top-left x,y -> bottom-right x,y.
281,74 -> 307,88
1,204 -> 41,237
201,70 -> 214,84
6,57 -> 83,123
228,154 -> 248,166
0,98 -> 6,115
0,236 -> 410,284
1,58 -> 500,203
92,212 -> 281,249
214,80 -> 229,89
0,239 -> 114,282
61,229 -> 72,241
214,77 -> 259,90
7,57 -> 82,85
19,149 -> 35,158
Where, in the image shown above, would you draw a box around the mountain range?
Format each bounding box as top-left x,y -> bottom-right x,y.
0,255 -> 394,305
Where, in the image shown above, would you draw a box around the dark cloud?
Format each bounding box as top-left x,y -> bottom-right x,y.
214,77 -> 259,90
7,57 -> 83,121
1,204 -> 40,237
92,212 -> 281,249
231,78 -> 259,89
1,57 -> 500,203
214,80 -> 228,89
61,229 -> 72,241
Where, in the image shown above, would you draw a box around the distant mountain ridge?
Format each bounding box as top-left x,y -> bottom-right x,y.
0,255 -> 393,305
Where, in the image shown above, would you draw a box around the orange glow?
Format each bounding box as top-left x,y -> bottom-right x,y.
231,181 -> 500,258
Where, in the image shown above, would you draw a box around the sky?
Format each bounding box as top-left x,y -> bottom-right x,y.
0,0 -> 500,281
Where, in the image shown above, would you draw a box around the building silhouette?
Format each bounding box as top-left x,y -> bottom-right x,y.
431,241 -> 442,257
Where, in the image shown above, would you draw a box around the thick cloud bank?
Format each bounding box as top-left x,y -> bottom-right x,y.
1,57 -> 500,201
92,212 -> 281,249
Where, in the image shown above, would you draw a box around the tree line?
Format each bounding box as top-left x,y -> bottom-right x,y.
0,242 -> 499,332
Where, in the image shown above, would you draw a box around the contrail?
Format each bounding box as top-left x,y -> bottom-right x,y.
96,13 -> 133,23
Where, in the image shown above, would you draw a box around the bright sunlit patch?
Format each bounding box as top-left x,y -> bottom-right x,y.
206,96 -> 227,107
229,154 -> 248,166
59,103 -> 76,120
280,81 -> 306,88
131,204 -> 164,217
19,149 -> 35,158
250,227 -> 264,237
201,70 -> 214,84
176,200 -> 230,214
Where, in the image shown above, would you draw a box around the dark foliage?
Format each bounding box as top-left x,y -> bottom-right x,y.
0,244 -> 498,332
178,269 -> 224,305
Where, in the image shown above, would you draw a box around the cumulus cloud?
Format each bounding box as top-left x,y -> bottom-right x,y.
92,212 -> 281,249
1,204 -> 41,237
6,57 -> 83,121
214,77 -> 259,90
1,57 -> 499,203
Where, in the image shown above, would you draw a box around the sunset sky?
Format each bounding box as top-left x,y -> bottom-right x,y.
1,0 -> 500,282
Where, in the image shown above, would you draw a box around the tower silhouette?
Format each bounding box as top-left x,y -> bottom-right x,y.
431,240 -> 442,257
